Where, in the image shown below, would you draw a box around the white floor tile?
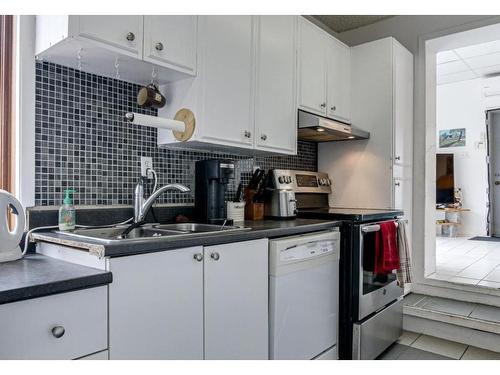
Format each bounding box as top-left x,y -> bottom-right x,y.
478,280 -> 500,289
461,346 -> 500,360
397,330 -> 421,346
469,304 -> 500,324
448,276 -> 480,286
483,266 -> 500,283
411,334 -> 468,359
415,296 -> 476,316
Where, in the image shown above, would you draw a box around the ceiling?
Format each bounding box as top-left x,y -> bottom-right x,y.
437,40 -> 500,85
311,15 -> 393,33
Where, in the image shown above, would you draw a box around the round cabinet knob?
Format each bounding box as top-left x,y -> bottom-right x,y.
244,131 -> 251,138
320,102 -> 326,108
193,253 -> 203,262
395,181 -> 401,187
260,134 -> 267,141
126,32 -> 135,42
395,156 -> 401,161
331,105 -> 336,111
210,252 -> 220,261
155,42 -> 164,51
51,326 -> 65,339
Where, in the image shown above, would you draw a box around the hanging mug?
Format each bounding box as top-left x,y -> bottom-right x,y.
137,83 -> 166,109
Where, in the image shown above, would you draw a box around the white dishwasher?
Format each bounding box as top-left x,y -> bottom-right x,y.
269,229 -> 340,360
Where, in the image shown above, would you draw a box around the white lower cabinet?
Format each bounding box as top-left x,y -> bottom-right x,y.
107,247 -> 204,360
107,239 -> 269,359
0,287 -> 107,360
204,239 -> 269,359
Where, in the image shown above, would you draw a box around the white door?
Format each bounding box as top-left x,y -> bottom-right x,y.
254,16 -> 297,154
327,37 -> 351,123
298,17 -> 327,116
203,239 -> 269,359
108,247 -> 204,359
197,16 -> 255,149
75,16 -> 143,58
488,110 -> 500,236
143,15 -> 197,75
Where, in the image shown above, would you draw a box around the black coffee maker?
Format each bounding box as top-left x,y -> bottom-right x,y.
195,159 -> 235,224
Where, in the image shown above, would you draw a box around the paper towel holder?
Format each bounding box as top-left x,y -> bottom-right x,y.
125,108 -> 196,142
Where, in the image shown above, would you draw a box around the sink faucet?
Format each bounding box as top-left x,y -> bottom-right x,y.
134,177 -> 190,223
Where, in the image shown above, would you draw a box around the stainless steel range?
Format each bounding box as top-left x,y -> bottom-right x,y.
274,169 -> 404,360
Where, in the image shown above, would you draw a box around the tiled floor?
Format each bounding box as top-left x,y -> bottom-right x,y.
429,236 -> 500,287
404,293 -> 500,324
378,331 -> 500,360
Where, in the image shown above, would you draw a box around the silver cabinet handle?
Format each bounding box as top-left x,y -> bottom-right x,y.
395,156 -> 401,161
155,42 -> 164,51
330,105 -> 336,111
126,32 -> 135,42
320,102 -> 326,108
193,253 -> 203,262
244,131 -> 252,138
395,181 -> 401,187
51,326 -> 65,339
260,134 -> 267,141
210,252 -> 220,261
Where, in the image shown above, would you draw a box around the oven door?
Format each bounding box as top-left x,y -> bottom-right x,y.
358,221 -> 403,321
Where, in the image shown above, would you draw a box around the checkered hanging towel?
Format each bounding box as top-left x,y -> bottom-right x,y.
396,220 -> 413,286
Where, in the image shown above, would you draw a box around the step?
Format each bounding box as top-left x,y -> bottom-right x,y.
403,293 -> 500,353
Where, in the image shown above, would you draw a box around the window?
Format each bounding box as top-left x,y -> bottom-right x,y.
0,15 -> 15,193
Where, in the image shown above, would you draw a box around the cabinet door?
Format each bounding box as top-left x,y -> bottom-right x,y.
143,16 -> 197,75
393,40 -> 414,170
108,247 -> 204,359
327,38 -> 351,123
298,17 -> 327,116
204,239 -> 269,359
254,16 -> 297,154
197,16 -> 255,149
75,16 -> 143,58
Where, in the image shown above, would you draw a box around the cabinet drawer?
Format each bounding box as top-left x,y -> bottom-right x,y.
0,286 -> 107,359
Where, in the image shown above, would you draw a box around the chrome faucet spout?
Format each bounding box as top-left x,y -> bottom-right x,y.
134,183 -> 190,223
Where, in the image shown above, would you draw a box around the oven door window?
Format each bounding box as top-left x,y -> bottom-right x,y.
361,230 -> 397,295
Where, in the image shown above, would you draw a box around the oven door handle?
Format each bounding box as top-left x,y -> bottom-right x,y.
361,225 -> 381,233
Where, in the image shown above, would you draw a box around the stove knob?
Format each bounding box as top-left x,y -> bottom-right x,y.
286,176 -> 292,184
278,176 -> 285,184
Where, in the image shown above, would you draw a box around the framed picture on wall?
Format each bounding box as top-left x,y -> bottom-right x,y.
439,128 -> 466,148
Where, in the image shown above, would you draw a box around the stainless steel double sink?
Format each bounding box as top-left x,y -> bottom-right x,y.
56,223 -> 250,244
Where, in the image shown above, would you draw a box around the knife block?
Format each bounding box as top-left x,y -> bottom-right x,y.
243,188 -> 264,220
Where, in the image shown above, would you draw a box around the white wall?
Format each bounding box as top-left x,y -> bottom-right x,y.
331,15 -> 500,284
436,79 -> 487,236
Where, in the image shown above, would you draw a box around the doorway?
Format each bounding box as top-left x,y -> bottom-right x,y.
487,109 -> 500,237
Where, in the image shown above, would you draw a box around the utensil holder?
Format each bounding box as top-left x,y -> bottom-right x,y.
245,202 -> 264,220
227,201 -> 245,223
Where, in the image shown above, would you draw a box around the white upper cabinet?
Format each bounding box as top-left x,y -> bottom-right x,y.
254,16 -> 297,154
298,17 -> 352,124
158,16 -> 298,155
75,16 -> 144,58
143,15 -> 197,75
36,15 -> 197,85
197,15 -> 255,149
298,17 -> 327,115
327,38 -> 351,123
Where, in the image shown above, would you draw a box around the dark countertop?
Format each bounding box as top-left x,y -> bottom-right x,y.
32,218 -> 341,258
0,254 -> 112,305
298,207 -> 404,222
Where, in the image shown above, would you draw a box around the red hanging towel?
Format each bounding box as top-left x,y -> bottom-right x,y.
374,221 -> 400,274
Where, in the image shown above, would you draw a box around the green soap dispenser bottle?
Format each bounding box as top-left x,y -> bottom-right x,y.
59,189 -> 76,231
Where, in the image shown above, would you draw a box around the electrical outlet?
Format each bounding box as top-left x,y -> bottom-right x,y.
140,156 -> 153,178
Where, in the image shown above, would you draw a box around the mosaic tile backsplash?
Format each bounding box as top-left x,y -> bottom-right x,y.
35,62 -> 317,206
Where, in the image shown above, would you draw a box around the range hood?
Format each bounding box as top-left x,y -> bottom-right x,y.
297,110 -> 370,142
